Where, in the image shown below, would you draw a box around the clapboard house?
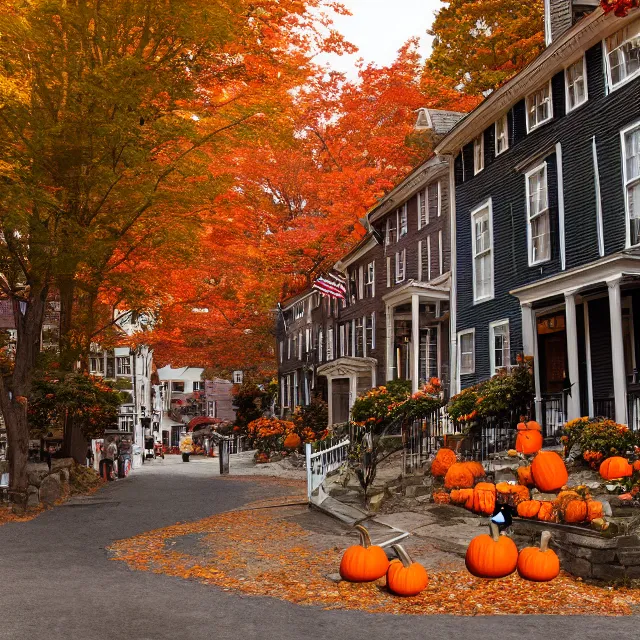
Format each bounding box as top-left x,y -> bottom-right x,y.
436,1 -> 640,434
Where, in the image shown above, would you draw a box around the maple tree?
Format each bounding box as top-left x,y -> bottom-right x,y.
428,0 -> 545,95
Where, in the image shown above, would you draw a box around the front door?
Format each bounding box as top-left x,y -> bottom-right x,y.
332,378 -> 350,424
537,312 -> 568,394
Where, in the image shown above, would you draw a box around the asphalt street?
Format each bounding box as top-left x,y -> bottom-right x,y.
0,456 -> 638,640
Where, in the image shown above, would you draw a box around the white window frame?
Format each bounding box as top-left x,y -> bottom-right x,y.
385,216 -> 397,246
305,327 -> 311,353
458,329 -> 475,376
605,22 -> 640,92
365,312 -> 376,354
471,200 -> 494,303
89,356 -> 104,374
438,230 -> 443,275
526,81 -> 553,132
525,162 -> 551,265
622,120 -> 640,248
298,331 -> 303,359
437,181 -> 442,217
473,135 -> 484,174
318,329 -> 323,363
365,261 -> 375,298
116,356 -> 131,376
418,189 -> 428,228
495,114 -> 509,155
192,381 -> 203,391
565,55 -> 588,112
395,249 -> 406,283
489,320 -> 510,375
326,328 -> 334,360
399,204 -> 408,237
282,376 -> 289,408
293,301 -> 304,320
386,256 -> 391,287
426,235 -> 431,281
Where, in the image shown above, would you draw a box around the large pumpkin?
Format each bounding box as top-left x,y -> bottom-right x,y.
516,429 -> 543,455
473,482 -> 496,515
450,488 -> 474,510
517,420 -> 542,432
463,461 -> 486,479
531,451 -> 568,492
599,456 -> 633,481
465,522 -> 518,579
431,448 -> 457,477
517,466 -> 534,487
496,482 -> 530,507
517,531 -> 560,582
444,462 -> 476,489
339,525 -> 390,582
517,500 -> 541,519
386,545 -> 428,596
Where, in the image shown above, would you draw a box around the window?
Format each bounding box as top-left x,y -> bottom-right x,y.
526,163 -> 551,264
326,328 -> 334,360
192,381 -> 203,391
605,22 -> 640,91
471,201 -> 493,302
293,301 -> 304,320
526,82 -> 553,131
318,330 -> 324,363
623,122 -> 640,247
473,135 -> 484,174
365,261 -> 375,298
355,317 -> 364,357
426,235 -> 431,281
565,56 -> 587,111
292,333 -> 298,359
385,215 -> 397,245
399,205 -> 408,237
419,327 -> 438,383
293,371 -> 299,407
89,356 -> 104,374
349,269 -> 358,303
418,189 -> 428,228
287,337 -> 291,359
233,371 -> 243,384
365,313 -> 375,354
459,330 -> 475,375
282,377 -> 289,408
172,381 -> 185,392
116,356 -> 131,375
438,230 -> 443,275
305,327 -> 311,353
395,249 -> 406,283
339,324 -> 346,357
298,331 -> 303,359
118,414 -> 135,431
490,321 -> 510,375
495,114 -> 509,155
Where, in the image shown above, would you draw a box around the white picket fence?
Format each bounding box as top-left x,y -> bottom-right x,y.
305,437 -> 350,501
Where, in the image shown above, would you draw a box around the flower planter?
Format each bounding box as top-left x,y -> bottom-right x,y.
181,453 -> 190,462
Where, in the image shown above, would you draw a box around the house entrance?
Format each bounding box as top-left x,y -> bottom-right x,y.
537,312 -> 568,394
332,378 -> 351,424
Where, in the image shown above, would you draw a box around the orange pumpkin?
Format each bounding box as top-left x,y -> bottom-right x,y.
517,420 -> 542,432
517,531 -> 560,582
517,500 -> 541,519
633,460 -> 640,473
473,482 -> 496,516
586,499 -> 604,522
339,525 -> 390,582
563,500 -> 587,523
599,456 -> 633,481
431,448 -> 457,477
517,466 -> 534,487
537,501 -> 556,522
531,451 -> 568,492
450,488 -> 474,510
386,545 -> 428,596
465,522 -> 519,579
516,429 -> 543,455
432,491 -> 451,505
444,462 -> 476,490
496,482 -> 530,506
283,433 -> 302,450
463,461 -> 486,479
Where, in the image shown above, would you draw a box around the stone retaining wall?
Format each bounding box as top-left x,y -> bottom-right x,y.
25,458 -> 74,507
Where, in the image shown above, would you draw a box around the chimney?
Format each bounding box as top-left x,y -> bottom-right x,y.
544,0 -> 599,45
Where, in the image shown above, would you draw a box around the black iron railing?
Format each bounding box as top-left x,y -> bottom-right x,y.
593,397 -> 615,421
541,393 -> 566,440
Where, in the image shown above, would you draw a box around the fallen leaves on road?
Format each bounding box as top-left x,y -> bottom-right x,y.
0,505 -> 43,526
109,498 -> 640,616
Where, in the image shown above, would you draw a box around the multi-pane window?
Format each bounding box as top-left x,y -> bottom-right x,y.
471,202 -> 493,302
606,23 -> 640,90
526,163 -> 551,264
495,114 -> 509,155
395,249 -> 406,283
116,356 -> 131,375
473,135 -> 484,174
365,313 -> 375,354
172,381 -> 184,392
565,57 -> 587,111
399,205 -> 408,237
355,318 -> 364,357
326,328 -> 334,360
89,356 -> 104,374
386,216 -> 397,245
192,381 -> 203,391
419,328 -> 438,384
293,301 -> 304,319
623,123 -> 640,246
365,261 -> 375,298
459,330 -> 475,375
419,189 -> 428,228
526,82 -> 552,131
349,269 -> 358,303
490,321 -> 510,375
427,182 -> 439,220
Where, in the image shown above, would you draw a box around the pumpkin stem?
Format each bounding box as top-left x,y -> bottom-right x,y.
540,530 -> 552,552
392,544 -> 413,569
355,524 -> 371,549
489,521 -> 500,542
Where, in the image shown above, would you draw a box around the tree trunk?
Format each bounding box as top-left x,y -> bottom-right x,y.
61,412 -> 88,464
58,275 -> 77,371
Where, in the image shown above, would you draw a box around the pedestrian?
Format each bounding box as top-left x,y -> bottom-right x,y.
86,446 -> 94,468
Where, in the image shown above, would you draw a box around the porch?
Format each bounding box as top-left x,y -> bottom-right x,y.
512,253 -> 640,438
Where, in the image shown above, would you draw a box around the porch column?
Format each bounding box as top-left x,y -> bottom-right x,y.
327,378 -> 333,426
608,277 -> 628,424
564,291 -> 581,420
386,304 -> 394,382
521,302 -> 541,422
348,375 -> 358,415
411,294 -> 420,393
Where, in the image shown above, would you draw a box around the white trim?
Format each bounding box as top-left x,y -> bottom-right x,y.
386,256 -> 391,288
427,235 -> 432,281
495,114 -> 509,156
621,118 -> 640,249
473,135 -> 484,174
604,20 -> 640,94
448,157 -> 458,397
438,230 -> 443,275
525,80 -> 553,133
564,55 -> 588,113
489,319 -> 510,376
544,0 -> 552,46
525,162 -> 551,266
437,181 -> 442,217
458,328 -> 475,376
418,240 -> 423,281
592,136 -> 605,256
417,190 -> 423,230
471,198 -> 494,304
556,143 -> 566,271
583,299 -> 594,417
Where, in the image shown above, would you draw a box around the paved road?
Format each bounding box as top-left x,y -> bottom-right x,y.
0,456 -> 637,640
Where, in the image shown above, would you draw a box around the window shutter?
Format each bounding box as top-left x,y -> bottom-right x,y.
386,256 -> 391,287
358,265 -> 364,299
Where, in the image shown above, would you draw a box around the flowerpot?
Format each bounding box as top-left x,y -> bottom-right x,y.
182,453 -> 190,462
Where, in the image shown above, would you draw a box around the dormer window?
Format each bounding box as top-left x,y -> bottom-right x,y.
293,301 -> 304,320
526,81 -> 553,132
473,135 -> 484,174
495,114 -> 509,155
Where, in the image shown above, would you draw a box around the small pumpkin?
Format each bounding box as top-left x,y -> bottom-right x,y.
633,460 -> 640,473
507,449 -> 519,457
450,488 -> 474,510
386,545 -> 428,596
517,531 -> 560,582
444,462 -> 476,489
517,499 -> 541,519
531,451 -> 568,492
563,499 -> 587,523
517,420 -> 542,432
432,490 -> 451,505
283,433 -> 302,450
431,448 -> 457,477
339,525 -> 390,582
599,456 -> 633,481
586,499 -> 604,522
465,522 -> 518,579
517,466 -> 534,487
516,429 -> 543,455
496,482 -> 530,507
473,482 -> 496,516
537,501 -> 556,522
462,461 -> 486,479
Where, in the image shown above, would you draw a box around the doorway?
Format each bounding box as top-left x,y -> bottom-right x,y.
537,311 -> 568,394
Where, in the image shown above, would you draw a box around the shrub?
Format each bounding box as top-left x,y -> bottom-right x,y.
562,417 -> 638,464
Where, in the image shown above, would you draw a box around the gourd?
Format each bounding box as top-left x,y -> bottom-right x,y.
386,545 -> 429,596
496,482 -> 530,506
517,531 -> 560,582
472,482 -> 496,516
450,488 -> 474,510
517,466 -> 534,487
465,522 -> 518,579
339,525 -> 390,582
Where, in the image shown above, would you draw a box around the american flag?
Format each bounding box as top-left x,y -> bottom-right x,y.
312,272 -> 347,300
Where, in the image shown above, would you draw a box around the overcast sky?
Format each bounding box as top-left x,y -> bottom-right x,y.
317,0 -> 442,80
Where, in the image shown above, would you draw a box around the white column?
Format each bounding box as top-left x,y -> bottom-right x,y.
386,304 -> 394,382
327,378 -> 333,426
411,294 -> 420,393
584,300 -> 594,417
608,277 -> 628,424
349,375 -> 358,415
521,302 -> 541,422
564,291 -> 581,420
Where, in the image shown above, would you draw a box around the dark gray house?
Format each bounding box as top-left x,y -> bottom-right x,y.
436,2 -> 640,434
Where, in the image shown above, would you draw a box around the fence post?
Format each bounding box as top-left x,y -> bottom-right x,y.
305,442 -> 312,501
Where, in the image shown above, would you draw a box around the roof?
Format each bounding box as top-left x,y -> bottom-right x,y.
415,109 -> 466,135
435,6 -> 639,155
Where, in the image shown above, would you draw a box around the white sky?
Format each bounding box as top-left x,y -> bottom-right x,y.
317,0 -> 442,80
